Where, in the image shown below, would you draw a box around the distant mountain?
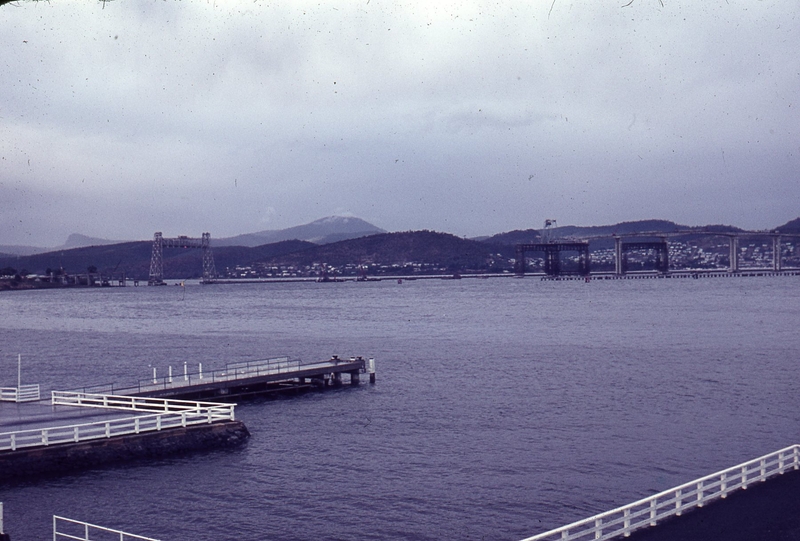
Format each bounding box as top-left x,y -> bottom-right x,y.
251,230 -> 514,268
214,216 -> 385,247
61,233 -> 122,249
545,220 -> 688,239
776,218 -> 800,234
0,234 -> 124,256
0,239 -> 316,281
0,245 -> 41,257
483,229 -> 542,245
3,218 -> 797,281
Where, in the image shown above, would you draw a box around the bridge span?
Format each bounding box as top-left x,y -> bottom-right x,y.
516,230 -> 800,277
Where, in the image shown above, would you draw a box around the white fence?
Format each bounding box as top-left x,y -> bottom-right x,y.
521,444 -> 800,541
51,391 -> 235,415
0,384 -> 41,402
54,516 -> 160,541
0,392 -> 236,452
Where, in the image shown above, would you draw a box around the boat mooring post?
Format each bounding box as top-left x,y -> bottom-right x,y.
0,501 -> 9,541
368,358 -> 376,383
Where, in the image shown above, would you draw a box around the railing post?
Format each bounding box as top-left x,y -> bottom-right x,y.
649,499 -> 657,526
561,530 -> 568,540
794,446 -> 800,470
760,459 -> 767,481
10,434 -> 16,451
696,480 -> 704,507
105,422 -> 111,438
675,488 -> 682,515
157,416 -> 162,431
721,472 -> 728,498
181,412 -> 187,428
742,465 -> 748,489
74,426 -> 79,443
42,429 -> 49,446
594,518 -> 602,539
779,451 -> 785,473
623,508 -> 631,537
135,418 -> 140,434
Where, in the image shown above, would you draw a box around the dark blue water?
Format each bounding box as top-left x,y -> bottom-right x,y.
1,277 -> 799,541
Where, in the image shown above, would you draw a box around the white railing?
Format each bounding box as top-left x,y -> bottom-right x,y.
0,384 -> 41,402
51,391 -> 233,415
134,356 -> 304,393
521,444 -> 800,541
54,516 -> 160,541
0,393 -> 236,452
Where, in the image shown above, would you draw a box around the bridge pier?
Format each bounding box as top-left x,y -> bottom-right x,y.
619,240 -> 669,275
515,242 -> 590,277
773,235 -> 782,272
729,236 -> 739,273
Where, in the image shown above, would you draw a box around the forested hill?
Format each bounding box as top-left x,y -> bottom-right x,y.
2,218 -> 797,281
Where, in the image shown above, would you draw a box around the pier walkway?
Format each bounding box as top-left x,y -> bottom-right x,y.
623,468 -> 800,541
0,392 -> 246,480
0,392 -> 237,452
521,444 -> 800,541
79,355 -> 375,400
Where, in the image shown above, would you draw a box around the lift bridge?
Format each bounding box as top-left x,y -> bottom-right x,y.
148,232 -> 217,285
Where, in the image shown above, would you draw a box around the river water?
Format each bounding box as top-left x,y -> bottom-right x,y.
1,277 -> 799,541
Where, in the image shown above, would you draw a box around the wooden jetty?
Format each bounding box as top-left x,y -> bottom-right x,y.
84,355 -> 376,401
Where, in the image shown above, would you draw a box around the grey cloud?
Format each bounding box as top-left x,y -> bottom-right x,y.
0,0 -> 797,245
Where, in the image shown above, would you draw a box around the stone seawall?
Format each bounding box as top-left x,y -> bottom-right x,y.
0,420 -> 249,481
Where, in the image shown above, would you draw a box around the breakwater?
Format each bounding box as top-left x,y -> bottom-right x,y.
0,419 -> 248,482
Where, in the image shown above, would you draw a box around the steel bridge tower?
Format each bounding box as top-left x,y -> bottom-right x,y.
148,232 -> 217,285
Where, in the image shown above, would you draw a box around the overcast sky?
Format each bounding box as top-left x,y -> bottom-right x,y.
1,0 -> 798,246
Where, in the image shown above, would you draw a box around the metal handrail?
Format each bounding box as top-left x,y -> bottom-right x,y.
54,515 -> 160,541
520,444 -> 800,541
0,393 -> 236,452
128,356 -> 353,393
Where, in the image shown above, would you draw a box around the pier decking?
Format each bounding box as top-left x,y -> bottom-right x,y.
623,468 -> 800,541
520,444 -> 800,541
83,355 -> 375,401
0,392 -> 248,481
